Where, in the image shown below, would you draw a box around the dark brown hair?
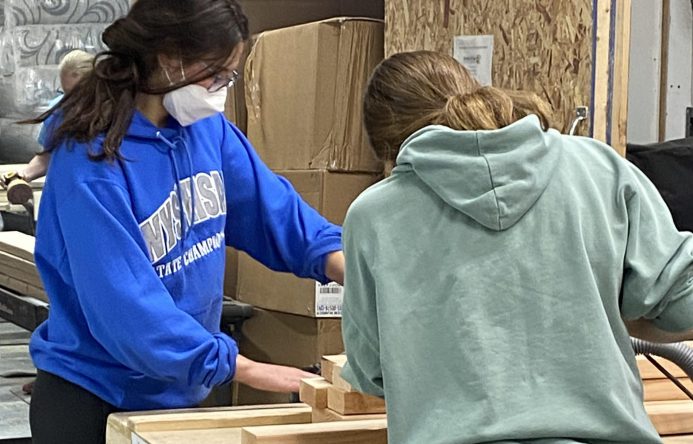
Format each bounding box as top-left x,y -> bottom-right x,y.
363,50 -> 553,165
22,0 -> 249,161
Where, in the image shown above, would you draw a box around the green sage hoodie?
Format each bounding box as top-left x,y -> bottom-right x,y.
341,115 -> 693,444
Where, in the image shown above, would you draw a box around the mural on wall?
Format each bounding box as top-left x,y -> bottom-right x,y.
0,0 -> 129,162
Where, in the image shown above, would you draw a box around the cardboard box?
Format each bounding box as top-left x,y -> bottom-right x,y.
236,170 -> 379,316
239,307 -> 343,368
245,18 -> 384,173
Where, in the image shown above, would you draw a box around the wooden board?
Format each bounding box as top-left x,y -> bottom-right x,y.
0,274 -> 48,302
133,427 -> 243,444
240,418 -> 388,444
644,378 -> 693,402
663,436 -> 693,443
321,355 -> 347,383
106,404 -> 312,444
384,0 -> 631,154
0,232 -> 35,263
645,401 -> 693,435
326,386 -> 386,415
299,377 -> 331,409
329,359 -> 355,392
0,251 -> 42,288
637,355 -> 688,380
311,408 -> 386,423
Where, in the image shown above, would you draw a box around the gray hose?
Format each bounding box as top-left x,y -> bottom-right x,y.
631,337 -> 693,381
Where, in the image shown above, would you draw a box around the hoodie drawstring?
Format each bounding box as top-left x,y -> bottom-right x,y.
156,131 -> 195,242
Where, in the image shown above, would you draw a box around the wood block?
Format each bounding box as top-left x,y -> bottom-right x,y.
241,418 -> 387,443
320,355 -> 346,383
0,251 -> 42,288
326,386 -> 385,415
331,363 -> 353,392
637,355 -> 688,380
311,408 -> 386,423
0,232 -> 35,262
643,378 -> 693,402
106,404 -> 312,444
663,436 -> 693,443
646,400 -> 693,435
299,377 -> 331,409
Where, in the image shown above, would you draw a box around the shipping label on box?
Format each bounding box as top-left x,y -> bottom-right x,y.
315,281 -> 343,317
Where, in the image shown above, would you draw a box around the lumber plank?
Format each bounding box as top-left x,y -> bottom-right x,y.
0,274 -> 47,302
106,404 -> 311,444
662,436 -> 693,443
311,408 -> 386,423
320,355 -> 346,383
331,361 -> 354,392
240,418 -> 387,444
646,401 -> 693,435
299,377 -> 331,409
637,355 -> 688,380
0,232 -> 35,262
0,251 -> 42,287
644,378 -> 693,402
326,386 -> 386,415
133,428 -> 243,444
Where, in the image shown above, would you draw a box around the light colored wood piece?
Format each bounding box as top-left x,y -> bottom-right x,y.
321,355 -> 347,383
134,428 -> 243,444
663,435 -> 693,443
299,377 -> 331,409
0,231 -> 35,262
326,386 -> 386,415
0,273 -> 48,301
106,404 -> 311,444
644,378 -> 693,402
646,400 -> 693,435
637,355 -> 687,380
240,418 -> 387,443
330,359 -> 354,391
311,408 -> 386,423
0,251 -> 42,287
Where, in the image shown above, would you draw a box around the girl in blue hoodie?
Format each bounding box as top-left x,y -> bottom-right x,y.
23,1 -> 344,442
341,51 -> 693,444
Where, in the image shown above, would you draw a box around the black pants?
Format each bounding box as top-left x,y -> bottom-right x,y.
30,370 -> 121,444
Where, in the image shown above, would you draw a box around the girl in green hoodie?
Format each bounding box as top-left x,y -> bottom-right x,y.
341,50 -> 693,444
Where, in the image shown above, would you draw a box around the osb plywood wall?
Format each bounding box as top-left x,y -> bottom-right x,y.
385,0 -> 593,135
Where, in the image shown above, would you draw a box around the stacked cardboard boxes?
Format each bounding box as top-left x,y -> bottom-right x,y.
223,16 -> 385,404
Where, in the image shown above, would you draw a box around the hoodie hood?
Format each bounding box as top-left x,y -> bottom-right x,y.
394,115 -> 561,231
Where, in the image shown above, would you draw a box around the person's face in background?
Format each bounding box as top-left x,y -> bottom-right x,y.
60,69 -> 82,95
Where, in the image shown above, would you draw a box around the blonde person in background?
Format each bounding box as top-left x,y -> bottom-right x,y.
340,50 -> 693,444
29,50 -> 95,181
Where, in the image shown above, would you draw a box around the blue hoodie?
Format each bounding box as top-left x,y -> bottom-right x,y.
30,111 -> 342,410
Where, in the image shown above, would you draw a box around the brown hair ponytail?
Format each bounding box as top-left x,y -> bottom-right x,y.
363,51 -> 553,164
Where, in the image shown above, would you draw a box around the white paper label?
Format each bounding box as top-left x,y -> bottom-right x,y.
453,35 -> 494,86
315,281 -> 343,317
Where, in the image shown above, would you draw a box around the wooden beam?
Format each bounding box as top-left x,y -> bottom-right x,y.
637,355 -> 687,380
321,355 -> 347,383
0,232 -> 35,262
299,377 -> 331,409
326,386 -> 386,415
610,0 -> 632,155
643,378 -> 693,402
645,400 -> 693,435
311,408 -> 386,423
106,405 -> 312,444
658,0 -> 670,142
240,419 -> 387,444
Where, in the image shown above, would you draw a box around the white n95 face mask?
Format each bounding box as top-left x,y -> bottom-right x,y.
163,84 -> 227,127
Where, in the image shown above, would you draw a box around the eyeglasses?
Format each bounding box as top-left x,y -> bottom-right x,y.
207,69 -> 239,93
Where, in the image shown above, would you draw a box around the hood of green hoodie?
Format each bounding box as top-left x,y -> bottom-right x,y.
394,115 -> 562,231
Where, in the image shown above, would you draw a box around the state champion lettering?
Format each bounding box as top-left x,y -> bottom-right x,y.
139,170 -> 227,279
